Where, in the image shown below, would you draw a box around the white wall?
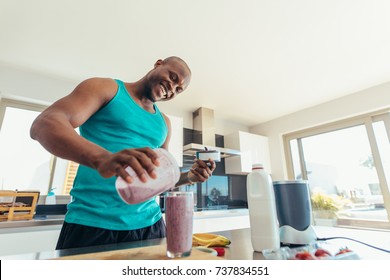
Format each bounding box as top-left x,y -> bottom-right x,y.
250,81 -> 390,180
0,63 -> 249,135
0,62 -> 76,104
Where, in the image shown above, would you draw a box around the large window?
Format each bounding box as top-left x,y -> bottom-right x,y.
284,110 -> 390,230
0,98 -> 77,196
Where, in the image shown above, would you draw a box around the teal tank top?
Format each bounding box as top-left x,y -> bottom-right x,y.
65,79 -> 168,230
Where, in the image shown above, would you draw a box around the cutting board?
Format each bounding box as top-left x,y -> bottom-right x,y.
53,244 -> 222,260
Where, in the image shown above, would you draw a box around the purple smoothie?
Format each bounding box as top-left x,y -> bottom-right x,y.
115,148 -> 180,204
165,192 -> 194,258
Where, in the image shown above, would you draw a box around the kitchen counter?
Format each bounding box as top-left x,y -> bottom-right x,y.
1,226 -> 389,260
0,209 -> 249,230
0,217 -> 64,231
0,208 -> 250,237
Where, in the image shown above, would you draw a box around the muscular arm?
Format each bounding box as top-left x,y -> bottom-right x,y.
30,78 -> 116,169
31,78 -> 160,183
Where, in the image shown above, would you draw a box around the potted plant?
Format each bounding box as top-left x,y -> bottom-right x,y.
311,192 -> 340,224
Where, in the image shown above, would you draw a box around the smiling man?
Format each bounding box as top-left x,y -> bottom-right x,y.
30,56 -> 216,250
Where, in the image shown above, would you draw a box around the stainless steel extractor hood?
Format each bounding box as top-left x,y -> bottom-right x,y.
183,107 -> 241,159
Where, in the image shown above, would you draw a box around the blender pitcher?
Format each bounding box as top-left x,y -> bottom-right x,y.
273,180 -> 317,246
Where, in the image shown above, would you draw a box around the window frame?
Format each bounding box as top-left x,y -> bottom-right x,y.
0,97 -> 48,129
283,108 -> 390,228
0,97 -> 56,195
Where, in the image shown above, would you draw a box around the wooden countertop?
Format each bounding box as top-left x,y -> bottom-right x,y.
53,244 -> 221,260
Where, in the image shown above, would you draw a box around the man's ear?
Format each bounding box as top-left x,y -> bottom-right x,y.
154,59 -> 164,68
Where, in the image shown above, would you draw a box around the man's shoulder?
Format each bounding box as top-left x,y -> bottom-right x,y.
77,77 -> 118,92
161,112 -> 171,123
72,78 -> 120,103
81,77 -> 118,86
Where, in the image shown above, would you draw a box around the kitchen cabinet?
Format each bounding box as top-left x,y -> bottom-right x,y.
192,209 -> 250,233
0,225 -> 61,256
166,114 -> 183,167
224,131 -> 271,175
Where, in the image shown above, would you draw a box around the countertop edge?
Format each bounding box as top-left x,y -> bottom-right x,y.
0,217 -> 65,230
0,209 -> 249,230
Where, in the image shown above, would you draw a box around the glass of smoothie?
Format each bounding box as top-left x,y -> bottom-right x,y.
165,191 -> 194,258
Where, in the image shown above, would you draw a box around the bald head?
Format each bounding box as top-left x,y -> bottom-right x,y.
163,56 -> 191,76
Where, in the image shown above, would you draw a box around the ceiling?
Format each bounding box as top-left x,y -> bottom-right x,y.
1,0 -> 390,126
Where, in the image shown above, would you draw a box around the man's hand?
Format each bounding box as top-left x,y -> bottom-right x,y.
95,147 -> 160,184
187,158 -> 216,183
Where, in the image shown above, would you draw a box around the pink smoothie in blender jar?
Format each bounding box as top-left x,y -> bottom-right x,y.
115,148 -> 180,204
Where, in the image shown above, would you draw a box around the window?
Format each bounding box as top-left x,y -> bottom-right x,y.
201,175 -> 229,209
0,98 -> 77,196
63,161 -> 79,195
175,174 -> 247,211
284,110 -> 390,230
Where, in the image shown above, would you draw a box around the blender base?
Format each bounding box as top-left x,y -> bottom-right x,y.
279,225 -> 317,246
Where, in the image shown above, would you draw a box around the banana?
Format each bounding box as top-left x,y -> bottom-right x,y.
192,233 -> 231,247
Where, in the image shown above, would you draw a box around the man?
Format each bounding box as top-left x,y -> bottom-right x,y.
30,56 -> 216,250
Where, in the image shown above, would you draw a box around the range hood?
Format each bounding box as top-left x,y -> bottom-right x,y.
183,107 -> 241,159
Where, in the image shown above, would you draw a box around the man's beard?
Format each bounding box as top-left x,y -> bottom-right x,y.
144,86 -> 156,103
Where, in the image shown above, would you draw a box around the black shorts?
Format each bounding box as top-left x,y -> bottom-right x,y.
56,218 -> 166,250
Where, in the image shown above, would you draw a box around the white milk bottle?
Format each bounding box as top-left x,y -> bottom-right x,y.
247,163 -> 280,252
115,148 -> 180,204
